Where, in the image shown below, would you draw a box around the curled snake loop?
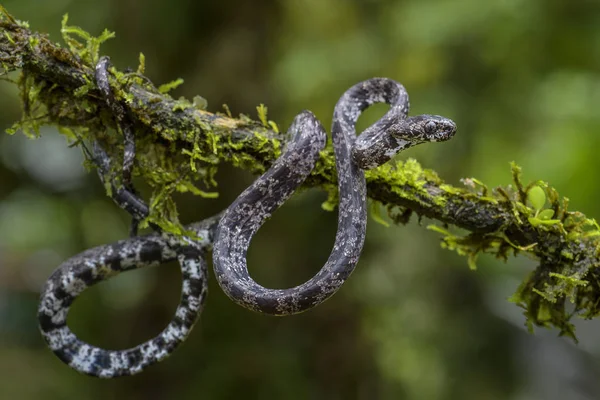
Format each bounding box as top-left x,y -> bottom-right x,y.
37,71 -> 456,376
212,78 -> 456,315
37,218 -> 218,378
37,135 -> 222,378
37,58 -> 221,378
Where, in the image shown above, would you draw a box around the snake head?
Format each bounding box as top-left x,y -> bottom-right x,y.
391,114 -> 457,144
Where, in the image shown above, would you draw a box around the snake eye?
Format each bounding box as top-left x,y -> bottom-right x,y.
424,121 -> 437,134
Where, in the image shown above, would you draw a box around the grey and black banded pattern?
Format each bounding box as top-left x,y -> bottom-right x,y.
37,216 -> 220,378
37,73 -> 457,377
212,78 -> 456,315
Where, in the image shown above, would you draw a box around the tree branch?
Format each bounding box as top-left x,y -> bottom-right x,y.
1,8 -> 599,338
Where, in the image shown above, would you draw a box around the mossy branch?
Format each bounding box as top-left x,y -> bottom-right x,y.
1,8 -> 600,339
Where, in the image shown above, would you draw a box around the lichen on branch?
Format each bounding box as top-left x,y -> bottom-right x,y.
1,6 -> 600,339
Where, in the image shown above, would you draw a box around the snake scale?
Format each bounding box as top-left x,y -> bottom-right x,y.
37,57 -> 457,377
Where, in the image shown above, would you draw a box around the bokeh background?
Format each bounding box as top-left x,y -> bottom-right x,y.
1,0 -> 600,399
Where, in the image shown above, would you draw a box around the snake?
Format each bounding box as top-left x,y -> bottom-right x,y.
37,68 -> 457,377
37,216 -> 219,378
212,78 -> 456,315
37,59 -> 221,378
37,122 -> 223,377
95,56 -> 145,236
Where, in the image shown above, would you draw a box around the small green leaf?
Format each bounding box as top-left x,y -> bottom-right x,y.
528,216 -> 561,227
268,120 -> 279,133
321,185 -> 338,212
97,28 -> 115,43
158,78 -> 184,94
527,186 -> 546,211
369,201 -> 390,227
257,104 -> 268,127
3,31 -> 14,45
193,95 -> 208,110
467,252 -> 478,270
137,52 -> 146,74
537,209 -> 555,220
427,224 -> 453,236
222,104 -> 232,117
73,84 -> 91,97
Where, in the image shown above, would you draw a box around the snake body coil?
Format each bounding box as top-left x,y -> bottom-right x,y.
213,107 -> 362,315
212,78 -> 456,315
37,74 -> 456,377
37,217 -> 219,378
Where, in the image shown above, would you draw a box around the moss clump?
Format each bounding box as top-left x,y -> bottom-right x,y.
428,163 -> 600,341
1,10 -> 285,235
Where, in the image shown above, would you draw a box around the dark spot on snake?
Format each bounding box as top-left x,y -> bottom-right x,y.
92,351 -> 112,370
185,277 -> 204,298
154,336 -> 165,349
139,242 -> 164,263
170,315 -> 185,332
53,287 -> 74,306
75,267 -> 94,284
55,347 -> 74,364
38,312 -> 65,332
178,308 -> 197,328
106,250 -> 123,271
126,348 -> 143,367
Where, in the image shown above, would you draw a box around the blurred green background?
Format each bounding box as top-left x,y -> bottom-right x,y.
1,0 -> 600,399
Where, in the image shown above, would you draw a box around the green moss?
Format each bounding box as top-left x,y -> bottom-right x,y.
428,162 -> 600,340
159,78 -> 184,94
364,158 -> 447,212
321,183 -> 339,212
256,104 -> 269,127
61,14 -> 115,65
3,30 -> 15,45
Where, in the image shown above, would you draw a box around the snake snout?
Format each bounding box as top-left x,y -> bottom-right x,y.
398,114 -> 457,144
433,118 -> 457,142
421,115 -> 457,143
